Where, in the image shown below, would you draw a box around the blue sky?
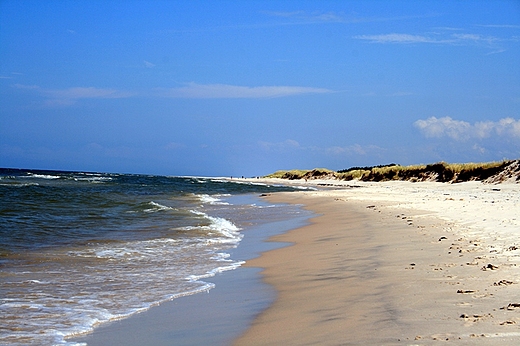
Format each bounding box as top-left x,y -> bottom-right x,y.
1,0 -> 519,176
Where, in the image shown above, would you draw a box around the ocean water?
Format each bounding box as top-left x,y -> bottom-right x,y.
0,169 -> 311,345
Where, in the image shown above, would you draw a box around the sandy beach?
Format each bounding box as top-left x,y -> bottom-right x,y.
234,179 -> 520,345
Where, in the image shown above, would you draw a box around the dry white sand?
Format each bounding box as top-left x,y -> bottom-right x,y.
317,180 -> 520,262
234,178 -> 520,345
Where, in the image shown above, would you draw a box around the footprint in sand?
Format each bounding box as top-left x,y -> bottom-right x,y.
500,303 -> 520,310
460,313 -> 493,322
469,333 -> 487,338
494,280 -> 514,286
481,263 -> 499,271
430,333 -> 457,341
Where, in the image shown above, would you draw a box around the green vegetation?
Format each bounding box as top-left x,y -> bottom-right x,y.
265,169 -> 311,179
264,168 -> 334,180
265,160 -> 514,183
337,163 -> 398,173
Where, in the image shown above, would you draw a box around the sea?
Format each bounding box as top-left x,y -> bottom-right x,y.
0,168 -> 312,345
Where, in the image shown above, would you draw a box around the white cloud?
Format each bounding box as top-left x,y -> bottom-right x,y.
414,116 -> 520,141
472,143 -> 486,154
452,33 -> 483,41
157,83 -> 332,99
13,84 -> 133,106
47,87 -> 132,99
451,33 -> 500,45
496,118 -> 520,137
13,84 -> 40,90
354,33 -> 436,44
13,82 -> 331,106
478,24 -> 520,29
263,10 -> 433,25
414,117 -> 472,140
432,27 -> 464,31
261,10 -> 350,23
144,60 -> 155,68
486,48 -> 507,55
354,31 -> 507,51
326,144 -> 385,156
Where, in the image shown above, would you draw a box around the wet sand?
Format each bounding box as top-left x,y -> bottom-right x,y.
234,181 -> 520,345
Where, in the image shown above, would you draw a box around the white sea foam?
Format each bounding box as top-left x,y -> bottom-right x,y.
293,185 -> 318,191
189,210 -> 242,242
2,228 -> 244,345
185,260 -> 245,281
25,173 -> 61,179
224,180 -> 269,187
209,178 -> 228,183
196,194 -> 230,205
192,178 -> 207,184
0,182 -> 39,187
205,215 -> 241,239
26,279 -> 50,284
143,201 -> 174,213
73,176 -> 112,182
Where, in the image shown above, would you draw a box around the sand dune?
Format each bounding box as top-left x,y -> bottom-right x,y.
269,159 -> 520,184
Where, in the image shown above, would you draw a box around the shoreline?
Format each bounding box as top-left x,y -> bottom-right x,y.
70,194 -> 312,346
234,179 -> 520,344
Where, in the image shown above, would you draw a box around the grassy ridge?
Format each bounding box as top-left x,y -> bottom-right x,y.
265,160 -> 514,183
265,168 -> 334,180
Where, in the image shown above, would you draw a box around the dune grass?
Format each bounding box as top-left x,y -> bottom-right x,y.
265,160 -> 512,183
264,168 -> 333,180
264,169 -> 311,179
337,161 -> 510,182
